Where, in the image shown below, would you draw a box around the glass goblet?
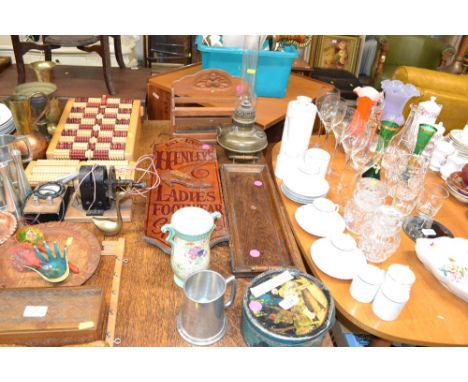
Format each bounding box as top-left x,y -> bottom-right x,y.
402,181 -> 450,241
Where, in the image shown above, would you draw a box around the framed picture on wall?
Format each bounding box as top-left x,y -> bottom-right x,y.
312,35 -> 362,73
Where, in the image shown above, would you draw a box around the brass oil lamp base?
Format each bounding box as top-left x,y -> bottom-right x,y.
217,98 -> 267,156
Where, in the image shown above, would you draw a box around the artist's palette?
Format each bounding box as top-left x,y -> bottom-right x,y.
0,222 -> 101,288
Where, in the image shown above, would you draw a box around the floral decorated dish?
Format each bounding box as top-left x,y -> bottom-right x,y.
415,237 -> 468,303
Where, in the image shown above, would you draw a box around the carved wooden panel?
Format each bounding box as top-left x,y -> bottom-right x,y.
170,69 -> 244,141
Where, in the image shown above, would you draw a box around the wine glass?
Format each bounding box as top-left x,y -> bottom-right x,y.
340,111 -> 365,168
350,127 -> 385,184
314,87 -> 340,147
327,100 -> 349,174
335,110 -> 363,191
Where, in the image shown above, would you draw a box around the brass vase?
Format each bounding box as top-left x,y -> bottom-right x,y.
29,61 -> 56,83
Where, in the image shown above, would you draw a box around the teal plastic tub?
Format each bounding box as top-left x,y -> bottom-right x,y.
196,36 -> 298,98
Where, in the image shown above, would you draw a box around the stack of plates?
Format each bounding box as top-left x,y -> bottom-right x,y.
448,130 -> 468,159
0,104 -> 15,135
446,171 -> 468,204
281,167 -> 329,204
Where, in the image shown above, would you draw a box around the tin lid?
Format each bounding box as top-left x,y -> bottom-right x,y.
245,269 -> 333,339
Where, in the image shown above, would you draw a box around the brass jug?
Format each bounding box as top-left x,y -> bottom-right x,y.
14,81 -> 61,136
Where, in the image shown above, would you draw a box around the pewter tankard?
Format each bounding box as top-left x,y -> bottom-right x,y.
177,270 -> 236,345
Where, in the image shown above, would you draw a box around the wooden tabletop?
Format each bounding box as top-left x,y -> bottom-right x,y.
272,137 -> 468,346
94,120 -> 335,347
147,63 -> 331,129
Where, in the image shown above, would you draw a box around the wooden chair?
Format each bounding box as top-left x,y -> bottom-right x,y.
170,69 -> 243,142
11,35 -> 125,95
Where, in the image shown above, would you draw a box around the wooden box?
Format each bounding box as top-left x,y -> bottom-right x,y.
0,286 -> 104,346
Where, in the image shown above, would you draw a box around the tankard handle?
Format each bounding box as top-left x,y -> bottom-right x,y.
161,224 -> 176,247
14,135 -> 33,163
224,275 -> 237,309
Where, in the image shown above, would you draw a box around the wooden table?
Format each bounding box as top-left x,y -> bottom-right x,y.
272,137 -> 468,346
111,121 -> 337,346
146,63 -> 331,129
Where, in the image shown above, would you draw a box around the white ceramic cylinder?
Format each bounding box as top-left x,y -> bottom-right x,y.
279,96 -> 317,160
382,264 -> 416,293
349,264 -> 385,303
372,283 -> 410,321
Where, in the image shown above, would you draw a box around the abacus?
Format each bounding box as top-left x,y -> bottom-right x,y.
47,96 -> 141,161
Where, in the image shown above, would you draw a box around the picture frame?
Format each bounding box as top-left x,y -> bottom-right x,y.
311,35 -> 362,74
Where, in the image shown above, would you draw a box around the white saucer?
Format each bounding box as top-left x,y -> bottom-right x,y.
295,200 -> 345,237
281,183 -> 326,204
310,234 -> 367,280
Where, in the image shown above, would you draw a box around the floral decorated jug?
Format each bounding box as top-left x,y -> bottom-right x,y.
161,207 -> 221,287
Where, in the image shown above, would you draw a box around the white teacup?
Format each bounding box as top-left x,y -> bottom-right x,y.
300,148 -> 330,178
313,197 -> 339,214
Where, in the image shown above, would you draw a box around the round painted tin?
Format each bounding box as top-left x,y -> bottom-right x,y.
241,268 -> 335,347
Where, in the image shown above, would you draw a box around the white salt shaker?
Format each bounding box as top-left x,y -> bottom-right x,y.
372,282 -> 410,321
382,264 -> 416,293
350,264 -> 385,303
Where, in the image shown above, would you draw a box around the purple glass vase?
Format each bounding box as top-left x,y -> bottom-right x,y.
381,80 -> 420,126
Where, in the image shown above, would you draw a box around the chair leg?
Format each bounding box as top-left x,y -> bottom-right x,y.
44,47 -> 52,61
11,35 -> 26,83
100,36 -> 116,95
112,35 -> 126,69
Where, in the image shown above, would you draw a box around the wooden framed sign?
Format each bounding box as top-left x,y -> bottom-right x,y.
144,138 -> 229,253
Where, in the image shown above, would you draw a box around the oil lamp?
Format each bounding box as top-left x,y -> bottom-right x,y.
217,36 -> 268,158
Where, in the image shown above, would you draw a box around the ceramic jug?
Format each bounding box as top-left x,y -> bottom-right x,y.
161,207 -> 221,287
275,96 -> 317,179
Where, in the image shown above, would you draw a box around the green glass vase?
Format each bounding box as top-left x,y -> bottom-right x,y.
413,123 -> 437,155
